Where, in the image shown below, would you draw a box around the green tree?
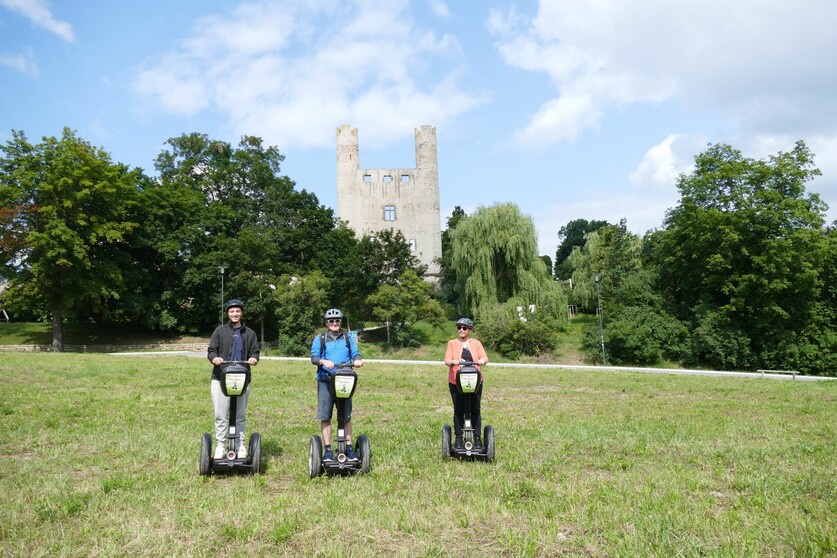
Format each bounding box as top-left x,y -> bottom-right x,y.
554,218 -> 609,279
0,128 -> 141,350
450,203 -> 566,319
367,268 -> 445,345
137,133 -> 336,334
436,206 -> 466,307
656,141 -> 828,371
566,220 -> 643,312
566,220 -> 688,365
320,228 -> 425,326
272,271 -> 331,356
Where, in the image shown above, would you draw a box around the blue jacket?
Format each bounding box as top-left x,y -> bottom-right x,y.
310,331 -> 361,381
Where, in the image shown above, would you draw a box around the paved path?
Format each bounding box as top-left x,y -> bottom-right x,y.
110,351 -> 834,382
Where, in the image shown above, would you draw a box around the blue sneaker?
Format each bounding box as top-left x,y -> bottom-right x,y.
323,449 -> 334,462
345,447 -> 358,461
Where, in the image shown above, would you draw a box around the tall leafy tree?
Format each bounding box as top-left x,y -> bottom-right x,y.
436,206 -> 466,306
367,268 -> 445,345
554,218 -> 609,279
567,220 -> 642,312
137,133 -> 336,334
0,128 -> 141,349
655,141 -> 828,371
319,227 -> 424,326
272,271 -> 331,356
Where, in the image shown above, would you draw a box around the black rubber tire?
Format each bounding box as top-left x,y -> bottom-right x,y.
199,433 -> 212,476
484,425 -> 495,462
309,435 -> 323,479
441,424 -> 452,458
248,432 -> 262,474
357,435 -> 371,474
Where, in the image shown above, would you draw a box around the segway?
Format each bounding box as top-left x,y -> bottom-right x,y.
442,361 -> 495,461
309,363 -> 371,477
199,361 -> 262,476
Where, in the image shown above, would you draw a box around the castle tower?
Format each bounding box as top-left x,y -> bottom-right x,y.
336,124 -> 442,277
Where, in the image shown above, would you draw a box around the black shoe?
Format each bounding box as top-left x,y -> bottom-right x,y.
473,438 -> 483,449
454,437 -> 463,449
345,447 -> 358,461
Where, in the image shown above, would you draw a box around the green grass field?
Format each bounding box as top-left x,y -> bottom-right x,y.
2,353 -> 836,557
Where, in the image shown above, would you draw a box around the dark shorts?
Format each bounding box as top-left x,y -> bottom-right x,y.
317,380 -> 352,421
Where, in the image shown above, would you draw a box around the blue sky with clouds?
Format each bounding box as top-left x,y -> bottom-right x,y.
2,0 -> 836,257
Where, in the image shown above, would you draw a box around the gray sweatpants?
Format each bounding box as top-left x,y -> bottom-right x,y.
211,379 -> 250,447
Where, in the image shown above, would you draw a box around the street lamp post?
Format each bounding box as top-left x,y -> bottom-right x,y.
595,273 -> 606,365
219,266 -> 226,324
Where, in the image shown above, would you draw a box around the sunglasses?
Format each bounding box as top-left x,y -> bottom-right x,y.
327,319 -> 341,324
457,325 -> 472,331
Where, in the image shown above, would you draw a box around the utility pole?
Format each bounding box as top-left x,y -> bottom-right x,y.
219,266 -> 226,324
595,273 -> 606,365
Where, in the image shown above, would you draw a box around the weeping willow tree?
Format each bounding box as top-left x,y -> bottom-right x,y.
450,203 -> 567,319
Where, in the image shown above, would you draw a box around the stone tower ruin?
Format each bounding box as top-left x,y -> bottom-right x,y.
336,124 -> 441,277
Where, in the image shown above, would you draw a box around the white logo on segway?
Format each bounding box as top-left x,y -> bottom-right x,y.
225,373 -> 246,396
334,376 -> 354,398
460,372 -> 478,393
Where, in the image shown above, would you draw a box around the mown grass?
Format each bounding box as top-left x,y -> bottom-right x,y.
2,353 -> 835,557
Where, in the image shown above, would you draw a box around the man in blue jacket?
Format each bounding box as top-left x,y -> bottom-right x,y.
310,308 -> 363,462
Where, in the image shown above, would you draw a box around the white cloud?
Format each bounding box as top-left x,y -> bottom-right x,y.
0,50 -> 37,74
490,0 -> 837,148
133,0 -> 483,150
629,134 -> 708,191
429,0 -> 451,19
0,0 -> 74,41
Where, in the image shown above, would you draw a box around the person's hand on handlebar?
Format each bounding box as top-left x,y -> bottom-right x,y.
476,358 -> 486,366
353,359 -> 363,368
212,357 -> 223,365
247,357 -> 258,366
320,359 -> 335,370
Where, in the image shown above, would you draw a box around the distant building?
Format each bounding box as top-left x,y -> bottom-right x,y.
336,124 -> 442,278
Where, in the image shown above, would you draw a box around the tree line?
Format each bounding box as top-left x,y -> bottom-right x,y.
0,128 -> 439,353
2,129 -> 834,374
540,142 -> 834,375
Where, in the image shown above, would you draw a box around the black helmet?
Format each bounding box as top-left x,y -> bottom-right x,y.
324,308 -> 344,321
456,317 -> 474,329
225,299 -> 244,311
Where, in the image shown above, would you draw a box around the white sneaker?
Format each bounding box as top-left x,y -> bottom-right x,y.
214,443 -> 225,460
238,444 -> 248,459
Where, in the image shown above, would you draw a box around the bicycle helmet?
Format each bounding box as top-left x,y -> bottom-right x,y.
456,317 -> 474,329
324,308 -> 344,322
225,299 -> 244,311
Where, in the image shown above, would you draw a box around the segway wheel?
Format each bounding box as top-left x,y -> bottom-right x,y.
199,433 -> 213,476
309,435 -> 323,478
248,432 -> 262,474
441,424 -> 452,458
484,425 -> 495,462
357,435 -> 371,474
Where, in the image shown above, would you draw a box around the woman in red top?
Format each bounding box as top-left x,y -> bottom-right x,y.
444,318 -> 489,449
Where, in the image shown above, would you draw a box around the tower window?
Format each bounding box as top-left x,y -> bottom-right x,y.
364,174 -> 372,183
401,175 -> 410,183
383,175 -> 393,183
384,206 -> 396,221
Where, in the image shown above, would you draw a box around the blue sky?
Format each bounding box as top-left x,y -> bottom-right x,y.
2,0 -> 836,257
